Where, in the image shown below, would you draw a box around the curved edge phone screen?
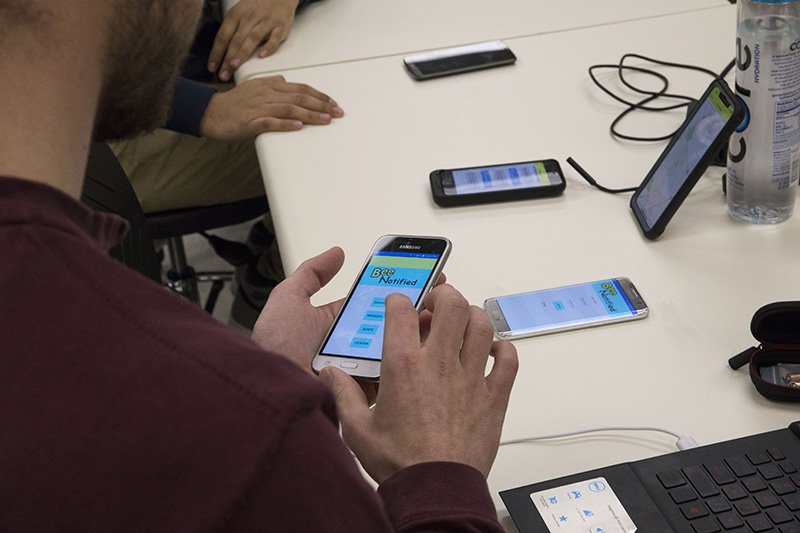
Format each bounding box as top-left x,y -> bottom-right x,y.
445,161 -> 563,196
319,237 -> 449,361
486,278 -> 647,338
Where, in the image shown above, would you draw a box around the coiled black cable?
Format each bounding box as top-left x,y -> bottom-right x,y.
571,54 -> 736,193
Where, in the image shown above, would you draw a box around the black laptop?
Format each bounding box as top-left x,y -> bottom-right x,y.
500,422 -> 800,533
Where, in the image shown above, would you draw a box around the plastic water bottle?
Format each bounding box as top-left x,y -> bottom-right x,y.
728,0 -> 800,224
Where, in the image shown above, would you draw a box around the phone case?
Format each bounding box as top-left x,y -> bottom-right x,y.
629,80 -> 745,240
728,301 -> 800,402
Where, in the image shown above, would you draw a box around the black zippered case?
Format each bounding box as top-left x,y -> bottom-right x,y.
729,302 -> 800,402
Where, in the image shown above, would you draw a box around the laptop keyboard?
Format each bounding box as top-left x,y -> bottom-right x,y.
656,446 -> 800,532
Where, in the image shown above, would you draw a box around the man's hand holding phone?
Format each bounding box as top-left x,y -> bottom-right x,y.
251,246 -> 346,373
321,286 -> 519,483
252,241 -> 518,483
313,235 -> 451,380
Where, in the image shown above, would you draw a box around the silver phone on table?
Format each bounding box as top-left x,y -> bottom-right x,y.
484,277 -> 648,339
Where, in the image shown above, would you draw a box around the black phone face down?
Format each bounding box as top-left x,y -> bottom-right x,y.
403,41 -> 516,81
630,79 -> 744,239
430,159 -> 565,207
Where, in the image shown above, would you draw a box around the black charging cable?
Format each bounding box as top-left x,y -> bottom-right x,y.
566,157 -> 637,194
570,54 -> 736,194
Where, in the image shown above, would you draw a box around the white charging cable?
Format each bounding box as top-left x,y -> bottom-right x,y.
500,426 -> 699,451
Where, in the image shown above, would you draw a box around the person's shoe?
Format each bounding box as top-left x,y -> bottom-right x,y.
244,219 -> 273,255
232,221 -> 273,295
229,259 -> 279,331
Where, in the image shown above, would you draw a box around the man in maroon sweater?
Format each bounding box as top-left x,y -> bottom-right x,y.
0,1 -> 518,531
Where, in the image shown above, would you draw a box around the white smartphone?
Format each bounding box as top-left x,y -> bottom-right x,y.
312,235 -> 452,380
484,277 -> 648,339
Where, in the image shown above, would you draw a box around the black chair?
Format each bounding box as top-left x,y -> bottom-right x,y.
146,196 -> 267,312
82,142 -> 268,313
82,142 -> 162,283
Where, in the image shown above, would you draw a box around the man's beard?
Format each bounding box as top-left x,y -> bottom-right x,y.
94,1 -> 201,141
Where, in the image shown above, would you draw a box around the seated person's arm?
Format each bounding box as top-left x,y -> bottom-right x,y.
165,74 -> 343,140
165,1 -> 337,140
198,75 -> 342,141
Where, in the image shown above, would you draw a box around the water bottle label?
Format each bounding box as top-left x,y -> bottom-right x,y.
774,93 -> 800,189
728,15 -> 800,222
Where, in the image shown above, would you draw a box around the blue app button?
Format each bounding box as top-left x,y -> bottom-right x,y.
358,324 -> 379,335
350,338 -> 373,349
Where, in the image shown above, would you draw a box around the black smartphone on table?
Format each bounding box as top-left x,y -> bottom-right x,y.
312,235 -> 451,381
404,40 -> 516,81
430,159 -> 565,207
630,79 -> 745,239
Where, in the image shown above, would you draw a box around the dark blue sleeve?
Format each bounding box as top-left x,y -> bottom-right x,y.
165,78 -> 217,137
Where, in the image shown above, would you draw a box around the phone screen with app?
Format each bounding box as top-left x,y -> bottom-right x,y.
320,247 -> 445,361
497,279 -> 636,331
446,161 -> 564,196
487,278 -> 647,338
632,84 -> 739,233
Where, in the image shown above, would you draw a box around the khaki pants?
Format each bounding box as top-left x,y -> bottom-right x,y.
110,129 -> 265,213
110,130 -> 284,280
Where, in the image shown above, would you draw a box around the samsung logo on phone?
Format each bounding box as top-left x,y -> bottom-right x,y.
398,244 -> 422,250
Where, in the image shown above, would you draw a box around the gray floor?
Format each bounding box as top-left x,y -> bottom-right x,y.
176,218 -> 258,328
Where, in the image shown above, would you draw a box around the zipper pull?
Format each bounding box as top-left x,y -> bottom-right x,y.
729,346 -> 759,370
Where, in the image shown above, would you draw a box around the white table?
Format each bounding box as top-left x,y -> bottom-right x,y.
241,3 -> 800,530
225,0 -> 729,79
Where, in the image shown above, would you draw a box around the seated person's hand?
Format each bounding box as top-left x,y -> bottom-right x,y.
210,0 -> 301,82
199,75 -> 344,141
251,247 -> 345,373
321,285 -> 519,483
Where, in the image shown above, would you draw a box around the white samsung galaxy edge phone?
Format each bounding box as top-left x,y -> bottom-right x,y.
484,277 -> 648,339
